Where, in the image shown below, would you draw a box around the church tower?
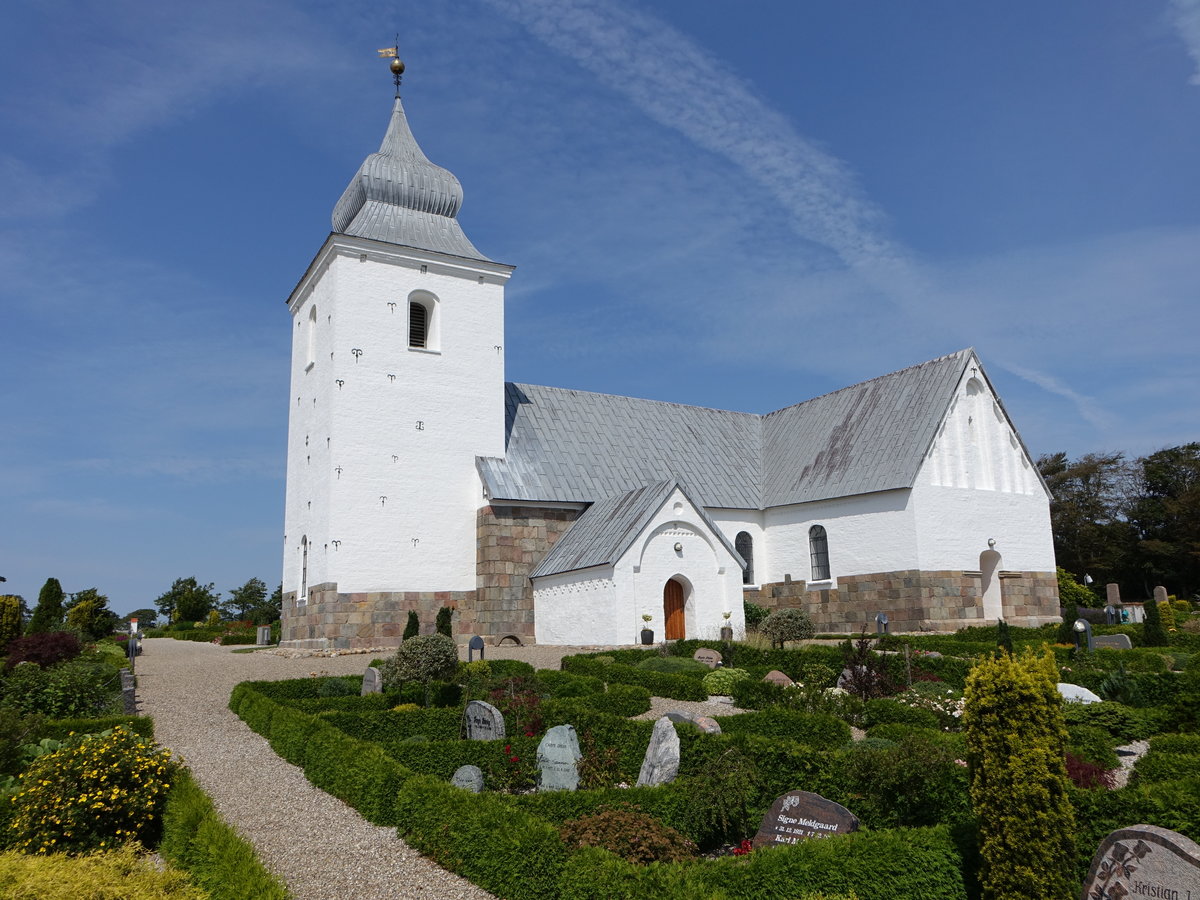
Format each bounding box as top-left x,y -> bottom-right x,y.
280,61 -> 514,648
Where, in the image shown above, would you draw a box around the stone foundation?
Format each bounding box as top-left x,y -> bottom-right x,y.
458,505 -> 580,642
280,582 -> 475,650
744,569 -> 1059,633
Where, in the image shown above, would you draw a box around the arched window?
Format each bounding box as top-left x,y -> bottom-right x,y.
299,536 -> 309,605
735,532 -> 754,585
409,301 -> 428,348
809,525 -> 830,581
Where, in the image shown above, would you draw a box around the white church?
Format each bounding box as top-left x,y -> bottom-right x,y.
279,76 -> 1060,649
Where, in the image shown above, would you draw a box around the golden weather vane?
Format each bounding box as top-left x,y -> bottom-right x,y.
377,35 -> 405,97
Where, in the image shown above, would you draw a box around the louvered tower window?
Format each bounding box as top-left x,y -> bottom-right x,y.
409,301 -> 429,348
735,532 -> 754,585
809,525 -> 830,581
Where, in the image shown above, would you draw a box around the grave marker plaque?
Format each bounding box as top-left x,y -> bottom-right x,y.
752,790 -> 859,849
1094,634 -> 1133,651
537,724 -> 582,792
1082,825 -> 1200,900
464,700 -> 506,741
693,648 -> 722,669
451,765 -> 485,793
361,666 -> 383,695
636,716 -> 680,787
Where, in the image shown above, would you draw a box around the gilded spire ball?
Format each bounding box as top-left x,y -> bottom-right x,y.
390,57 -> 405,76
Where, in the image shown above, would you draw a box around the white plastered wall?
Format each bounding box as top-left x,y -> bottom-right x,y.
706,509 -> 766,587
283,236 -> 511,598
533,487 -> 746,644
912,359 -> 1054,574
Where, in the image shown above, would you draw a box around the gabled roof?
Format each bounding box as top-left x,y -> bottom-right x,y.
479,350 -> 984,511
529,479 -> 745,579
331,97 -> 490,262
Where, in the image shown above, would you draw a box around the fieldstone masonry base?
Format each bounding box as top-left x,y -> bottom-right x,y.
744,569 -> 1059,632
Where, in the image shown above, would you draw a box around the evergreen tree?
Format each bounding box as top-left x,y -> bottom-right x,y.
27,578 -> 65,634
154,577 -> 219,624
403,610 -> 420,640
64,588 -> 118,641
1143,591 -> 1168,647
996,619 -> 1013,655
964,650 -> 1076,900
435,606 -> 453,638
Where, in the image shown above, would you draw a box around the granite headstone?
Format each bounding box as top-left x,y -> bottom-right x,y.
1058,683 -> 1102,704
691,716 -> 721,735
764,670 -> 794,687
693,648 -> 722,669
537,724 -> 582,792
361,666 -> 383,695
1094,634 -> 1133,651
451,765 -> 485,793
665,711 -> 694,726
752,790 -> 859,849
464,700 -> 506,741
1082,825 -> 1200,900
636,716 -> 681,787
1155,585 -> 1170,605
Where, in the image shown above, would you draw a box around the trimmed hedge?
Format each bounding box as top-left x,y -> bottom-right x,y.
560,656 -> 708,701
1133,751 -> 1200,785
715,708 -> 851,750
1149,733 -> 1200,755
160,767 -> 289,899
40,714 -> 154,741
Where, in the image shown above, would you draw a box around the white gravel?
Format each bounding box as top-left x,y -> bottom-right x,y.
134,639 -> 593,900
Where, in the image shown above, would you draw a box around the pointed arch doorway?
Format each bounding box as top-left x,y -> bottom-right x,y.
663,578 -> 686,640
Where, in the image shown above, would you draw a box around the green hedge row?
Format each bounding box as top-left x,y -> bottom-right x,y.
41,715 -> 154,741
560,657 -> 708,701
160,767 -> 289,899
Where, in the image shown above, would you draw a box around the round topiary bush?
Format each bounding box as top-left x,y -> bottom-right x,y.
380,634 -> 459,691
10,726 -> 177,854
759,607 -> 815,648
702,667 -> 751,695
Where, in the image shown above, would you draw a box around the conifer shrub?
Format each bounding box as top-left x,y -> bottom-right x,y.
559,805 -> 697,865
1065,724 -> 1120,769
381,634 -> 459,698
0,845 -> 206,899
403,610 -> 420,640
27,578 -> 66,635
1,656 -> 121,718
742,600 -> 769,629
435,606 -> 453,637
0,596 -> 22,652
634,655 -> 708,675
3,631 -> 82,669
9,725 -> 177,854
963,650 -> 1076,900
1144,592 -> 1169,646
702,666 -> 751,695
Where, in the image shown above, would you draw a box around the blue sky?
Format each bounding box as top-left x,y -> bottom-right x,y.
2,0 -> 1198,616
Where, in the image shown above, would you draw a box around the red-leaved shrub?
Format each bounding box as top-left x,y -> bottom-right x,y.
4,632 -> 83,670
1065,751 -> 1115,790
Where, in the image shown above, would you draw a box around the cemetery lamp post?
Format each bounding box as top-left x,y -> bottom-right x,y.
1073,618 -> 1094,652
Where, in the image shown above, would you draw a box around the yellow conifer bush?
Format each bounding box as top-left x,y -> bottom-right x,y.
0,844 -> 206,899
9,726 -> 177,854
963,649 -> 1076,900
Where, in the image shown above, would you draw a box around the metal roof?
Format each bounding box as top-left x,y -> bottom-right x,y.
479,350 -> 979,510
529,479 -> 745,579
331,98 -> 490,262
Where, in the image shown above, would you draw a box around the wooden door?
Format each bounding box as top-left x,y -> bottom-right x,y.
663,579 -> 685,640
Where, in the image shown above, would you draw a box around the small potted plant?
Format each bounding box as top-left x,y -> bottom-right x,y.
640,614 -> 654,645
720,610 -> 733,642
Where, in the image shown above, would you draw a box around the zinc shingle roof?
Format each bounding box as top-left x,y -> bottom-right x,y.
478,350 -> 976,510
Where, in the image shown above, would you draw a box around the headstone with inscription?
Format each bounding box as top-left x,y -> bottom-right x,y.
1094,634 -> 1133,651
1082,825 -> 1200,900
764,670 -> 795,687
1107,583 -> 1122,605
451,765 -> 485,793
636,716 -> 681,787
693,648 -> 722,669
537,724 -> 582,792
1155,585 -> 1170,606
463,700 -> 506,741
1058,683 -> 1102,704
752,790 -> 859,849
361,666 -> 383,695
256,625 -> 272,646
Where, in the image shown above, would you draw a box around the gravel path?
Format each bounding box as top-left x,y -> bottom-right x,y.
134,639 -> 589,900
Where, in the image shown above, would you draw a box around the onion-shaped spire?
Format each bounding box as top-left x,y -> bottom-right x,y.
331,96 -> 489,261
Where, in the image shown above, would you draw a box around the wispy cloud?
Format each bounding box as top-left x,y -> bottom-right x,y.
1168,0 -> 1200,85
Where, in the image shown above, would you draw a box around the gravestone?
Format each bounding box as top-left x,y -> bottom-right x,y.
361,666 -> 383,695
636,716 -> 681,787
1107,583 -> 1122,605
764,670 -> 794,687
1094,634 -> 1133,651
451,765 -> 485,793
256,625 -> 271,646
1058,683 -> 1102,704
693,648 -> 722,669
691,716 -> 721,735
752,790 -> 859,849
537,724 -> 582,792
665,711 -> 694,726
464,700 -> 506,741
836,667 -> 860,690
1082,825 -> 1200,900
1155,585 -> 1170,605
468,635 -> 485,662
